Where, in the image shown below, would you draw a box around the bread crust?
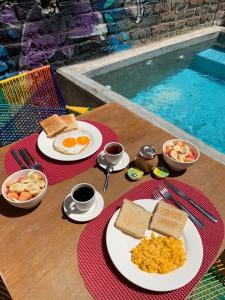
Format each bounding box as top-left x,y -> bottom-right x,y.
39,114 -> 66,138
114,199 -> 152,239
150,201 -> 188,239
60,114 -> 78,132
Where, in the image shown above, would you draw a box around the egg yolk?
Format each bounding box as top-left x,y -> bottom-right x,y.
77,136 -> 90,145
63,138 -> 77,148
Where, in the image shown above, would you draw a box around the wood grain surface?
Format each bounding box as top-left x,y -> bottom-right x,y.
0,103 -> 224,300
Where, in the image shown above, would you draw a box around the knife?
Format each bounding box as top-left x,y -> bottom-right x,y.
18,149 -> 33,169
164,179 -> 218,223
11,149 -> 27,169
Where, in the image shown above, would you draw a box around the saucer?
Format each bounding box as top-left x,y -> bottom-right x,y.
63,191 -> 104,222
97,151 -> 130,171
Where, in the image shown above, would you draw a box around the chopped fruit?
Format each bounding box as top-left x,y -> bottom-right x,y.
25,182 -> 40,196
186,151 -> 195,159
178,154 -> 186,163
177,141 -> 184,147
170,150 -> 178,161
6,172 -> 46,202
20,177 -> 32,184
7,192 -> 19,200
173,145 -> 181,152
6,180 -> 16,187
28,171 -> 43,181
184,157 -> 195,162
18,191 -> 33,201
166,145 -> 173,155
9,182 -> 26,193
27,171 -> 34,177
165,141 -> 196,163
180,145 -> 190,154
36,180 -> 46,189
27,172 -> 38,182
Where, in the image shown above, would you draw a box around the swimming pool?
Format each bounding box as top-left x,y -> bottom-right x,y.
131,47 -> 225,154
57,27 -> 225,164
94,45 -> 225,155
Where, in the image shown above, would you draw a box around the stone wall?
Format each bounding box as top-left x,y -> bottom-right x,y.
215,1 -> 225,26
0,0 -> 224,80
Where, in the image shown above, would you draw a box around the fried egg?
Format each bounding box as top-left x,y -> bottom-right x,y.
53,130 -> 91,155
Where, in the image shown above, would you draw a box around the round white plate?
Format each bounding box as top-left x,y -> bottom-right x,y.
97,151 -> 130,171
63,191 -> 104,222
37,121 -> 103,161
106,199 -> 203,292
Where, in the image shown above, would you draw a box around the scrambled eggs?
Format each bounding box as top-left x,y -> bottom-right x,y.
131,233 -> 186,274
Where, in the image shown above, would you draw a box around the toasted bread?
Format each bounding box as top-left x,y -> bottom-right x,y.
39,114 -> 66,138
150,201 -> 187,239
60,114 -> 78,132
114,199 -> 152,239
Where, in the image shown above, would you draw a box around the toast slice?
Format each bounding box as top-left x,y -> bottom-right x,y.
39,114 -> 66,138
150,201 -> 187,239
114,199 -> 152,239
60,114 -> 78,132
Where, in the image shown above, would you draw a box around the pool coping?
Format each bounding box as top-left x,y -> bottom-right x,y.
57,26 -> 225,166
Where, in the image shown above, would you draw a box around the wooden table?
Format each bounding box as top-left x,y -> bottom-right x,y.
0,103 -> 225,300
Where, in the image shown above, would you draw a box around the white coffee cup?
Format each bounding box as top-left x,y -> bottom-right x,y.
104,142 -> 124,165
70,183 -> 96,212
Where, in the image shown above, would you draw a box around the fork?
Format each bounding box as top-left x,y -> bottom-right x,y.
155,186 -> 204,229
23,148 -> 43,171
153,190 -> 164,202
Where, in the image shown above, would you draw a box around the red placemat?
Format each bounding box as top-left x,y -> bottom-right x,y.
4,121 -> 118,185
78,179 -> 224,299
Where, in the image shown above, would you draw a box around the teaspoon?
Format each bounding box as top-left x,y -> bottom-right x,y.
103,163 -> 113,192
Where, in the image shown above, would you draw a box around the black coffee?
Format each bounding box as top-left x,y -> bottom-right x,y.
106,144 -> 122,155
73,186 -> 94,202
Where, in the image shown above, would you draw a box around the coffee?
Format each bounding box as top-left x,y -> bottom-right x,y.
106,144 -> 123,155
73,186 -> 94,202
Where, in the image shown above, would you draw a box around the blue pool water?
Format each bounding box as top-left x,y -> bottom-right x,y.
131,47 -> 225,154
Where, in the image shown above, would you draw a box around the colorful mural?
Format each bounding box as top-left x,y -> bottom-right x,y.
0,0 -> 144,79
0,0 -> 224,80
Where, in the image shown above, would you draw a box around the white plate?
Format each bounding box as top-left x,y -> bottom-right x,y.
97,151 -> 130,171
63,191 -> 104,222
106,199 -> 203,292
37,121 -> 103,161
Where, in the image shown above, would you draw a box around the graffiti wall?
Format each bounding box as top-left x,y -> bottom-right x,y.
0,0 -> 224,80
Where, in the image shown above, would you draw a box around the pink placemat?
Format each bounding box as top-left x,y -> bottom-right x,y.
78,179 -> 224,299
4,121 -> 118,185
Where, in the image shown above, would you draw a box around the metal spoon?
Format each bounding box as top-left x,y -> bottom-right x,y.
103,163 -> 113,192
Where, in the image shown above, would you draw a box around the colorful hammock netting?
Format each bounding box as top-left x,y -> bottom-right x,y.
0,65 -> 66,147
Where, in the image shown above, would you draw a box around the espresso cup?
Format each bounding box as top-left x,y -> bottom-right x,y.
70,183 -> 96,212
104,142 -> 124,165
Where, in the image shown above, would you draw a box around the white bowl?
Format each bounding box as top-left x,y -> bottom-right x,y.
162,139 -> 200,172
2,169 -> 48,209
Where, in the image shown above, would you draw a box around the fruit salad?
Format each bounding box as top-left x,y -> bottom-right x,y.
6,171 -> 46,202
165,141 -> 196,163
